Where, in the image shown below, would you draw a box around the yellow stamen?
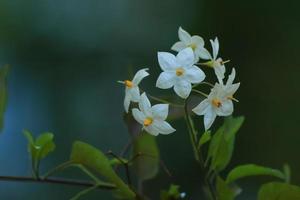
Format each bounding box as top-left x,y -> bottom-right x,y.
188,43 -> 197,51
143,117 -> 153,126
212,99 -> 222,108
176,68 -> 184,76
124,80 -> 133,88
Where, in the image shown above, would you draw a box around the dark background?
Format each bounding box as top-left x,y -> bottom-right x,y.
0,0 -> 299,199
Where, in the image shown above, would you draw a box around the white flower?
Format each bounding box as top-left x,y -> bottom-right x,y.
171,27 -> 207,62
156,48 -> 206,99
132,93 -> 176,136
199,37 -> 226,83
118,68 -> 149,113
192,68 -> 240,130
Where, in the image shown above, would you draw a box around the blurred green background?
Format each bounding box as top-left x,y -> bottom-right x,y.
0,0 -> 300,199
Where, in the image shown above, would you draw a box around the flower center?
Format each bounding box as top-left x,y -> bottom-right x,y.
188,43 -> 197,51
212,99 -> 222,108
143,117 -> 153,127
124,80 -> 133,88
176,68 -> 184,76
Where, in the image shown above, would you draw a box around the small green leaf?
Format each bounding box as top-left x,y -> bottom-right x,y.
0,65 -> 10,131
70,141 -> 135,199
133,132 -> 159,181
198,130 -> 211,148
207,116 -> 245,172
258,182 -> 300,200
216,177 -> 235,200
35,132 -> 56,160
226,164 -> 285,184
160,184 -> 184,200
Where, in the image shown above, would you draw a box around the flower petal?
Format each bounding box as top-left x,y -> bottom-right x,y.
226,68 -> 236,85
132,68 -> 149,85
204,107 -> 217,130
216,100 -> 233,116
210,37 -> 219,60
184,65 -> 206,84
144,125 -> 159,136
192,99 -> 210,116
174,80 -> 192,99
171,41 -> 186,52
214,64 -> 226,84
157,52 -> 178,71
151,104 -> 169,120
191,36 -> 204,47
139,93 -> 152,116
127,86 -> 140,102
178,27 -> 191,44
156,71 -> 176,89
226,83 -> 240,96
132,108 -> 146,124
196,47 -> 212,60
176,48 -> 195,67
124,93 -> 131,113
152,120 -> 176,135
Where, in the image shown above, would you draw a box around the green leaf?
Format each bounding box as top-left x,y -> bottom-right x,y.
23,130 -> 56,161
226,164 -> 285,184
258,182 -> 300,200
216,177 -> 236,200
198,130 -> 211,148
35,132 -> 56,160
0,65 -> 10,131
70,141 -> 135,199
132,132 -> 159,181
160,184 -> 183,200
283,164 -> 291,183
207,116 -> 245,172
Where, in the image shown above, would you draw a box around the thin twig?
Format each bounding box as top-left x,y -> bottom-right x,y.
0,175 -> 116,190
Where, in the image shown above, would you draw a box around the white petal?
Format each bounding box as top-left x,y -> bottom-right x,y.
225,83 -> 240,96
178,27 -> 191,44
184,65 -> 206,84
195,47 -> 212,60
216,100 -> 233,116
214,64 -> 226,84
174,80 -> 192,99
144,125 -> 159,136
226,68 -> 236,85
124,93 -> 131,113
204,107 -> 217,130
132,108 -> 146,124
152,120 -> 176,135
139,93 -> 152,116
176,48 -> 195,67
191,36 -> 204,47
156,71 -> 176,89
210,37 -> 219,60
157,52 -> 178,71
192,99 -> 210,116
151,104 -> 169,120
127,86 -> 140,102
171,41 -> 186,52
132,68 -> 149,85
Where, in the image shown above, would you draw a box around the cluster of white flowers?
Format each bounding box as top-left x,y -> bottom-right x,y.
119,27 -> 240,135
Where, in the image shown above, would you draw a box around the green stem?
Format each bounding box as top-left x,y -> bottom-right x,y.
43,161 -> 73,179
70,184 -> 100,200
147,94 -> 184,108
184,98 -> 217,200
192,81 -> 214,88
192,89 -> 208,98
